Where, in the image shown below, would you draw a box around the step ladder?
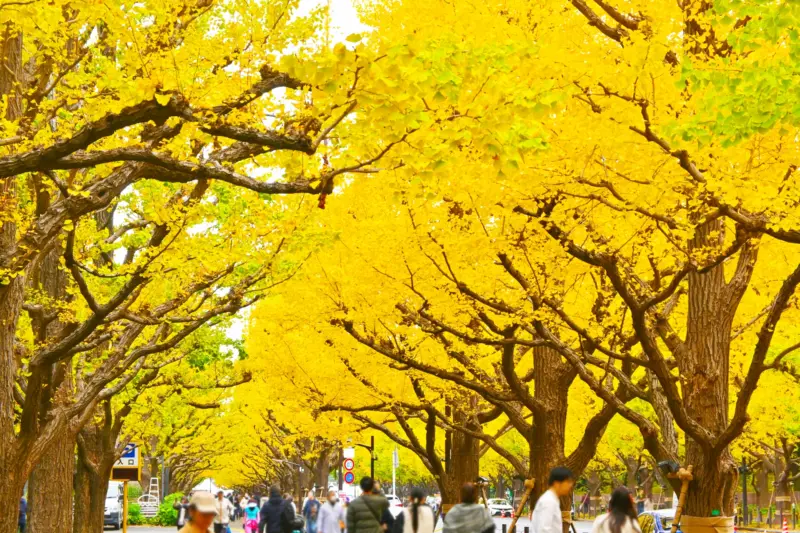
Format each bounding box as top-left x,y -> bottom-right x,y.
138,477 -> 160,517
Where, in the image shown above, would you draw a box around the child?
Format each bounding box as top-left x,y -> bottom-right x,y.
243,498 -> 260,533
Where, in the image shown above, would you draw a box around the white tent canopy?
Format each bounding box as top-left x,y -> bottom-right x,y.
191,479 -> 232,495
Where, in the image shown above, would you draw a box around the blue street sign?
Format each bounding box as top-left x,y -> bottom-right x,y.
344,472 -> 355,484
122,444 -> 136,459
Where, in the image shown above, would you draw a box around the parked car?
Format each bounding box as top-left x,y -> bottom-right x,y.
104,482 -> 122,530
386,494 -> 404,517
488,498 -> 514,517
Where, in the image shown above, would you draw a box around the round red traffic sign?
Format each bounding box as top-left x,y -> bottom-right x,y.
344,471 -> 355,484
343,458 -> 354,471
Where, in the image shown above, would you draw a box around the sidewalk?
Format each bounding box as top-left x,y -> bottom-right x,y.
736,526 -> 800,533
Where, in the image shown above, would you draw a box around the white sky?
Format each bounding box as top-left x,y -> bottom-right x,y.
299,0 -> 369,41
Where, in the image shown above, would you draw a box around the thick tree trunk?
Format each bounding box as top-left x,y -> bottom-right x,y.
753,466 -> 768,508
74,420 -> 116,533
529,346 -> 573,533
438,401 -> 480,505
28,217 -> 74,533
314,450 -> 331,489
0,24 -> 27,533
529,346 -> 570,505
682,221 -> 741,519
452,404 -> 480,497
28,433 -> 75,533
74,458 -> 113,533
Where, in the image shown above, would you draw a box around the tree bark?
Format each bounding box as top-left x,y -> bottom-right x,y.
1,24 -> 28,533
314,449 -> 331,490
682,220 -> 741,519
27,202 -> 74,533
529,346 -> 571,505
28,434 -> 75,533
73,417 -> 116,533
451,403 -> 480,499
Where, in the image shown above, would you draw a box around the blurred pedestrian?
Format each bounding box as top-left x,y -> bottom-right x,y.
244,498 -> 260,533
591,487 -> 642,533
174,496 -> 191,530
531,467 -> 575,533
180,491 -> 218,533
442,483 -> 494,533
318,491 -> 346,533
347,477 -> 389,533
261,486 -> 296,533
392,488 -> 434,533
214,491 -> 234,533
18,496 -> 27,533
304,490 -> 321,526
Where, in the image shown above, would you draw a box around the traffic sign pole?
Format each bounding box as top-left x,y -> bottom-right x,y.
123,480 -> 128,533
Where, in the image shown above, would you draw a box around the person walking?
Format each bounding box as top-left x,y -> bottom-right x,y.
18,496 -> 27,533
174,496 -> 191,530
391,488 -> 435,533
318,491 -> 346,533
180,491 -> 219,533
531,467 -> 575,533
304,491 -> 321,533
214,491 -> 234,533
244,498 -> 261,533
260,486 -> 296,533
442,483 -> 494,533
347,477 -> 389,533
591,487 -> 642,533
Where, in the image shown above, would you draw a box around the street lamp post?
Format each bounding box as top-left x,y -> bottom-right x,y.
739,458 -> 750,525
352,436 -> 376,480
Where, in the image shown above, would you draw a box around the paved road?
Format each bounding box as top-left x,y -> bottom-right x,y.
127,519 -> 595,533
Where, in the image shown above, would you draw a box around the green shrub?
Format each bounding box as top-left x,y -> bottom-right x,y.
127,484 -> 143,500
127,504 -> 144,526
154,492 -> 185,526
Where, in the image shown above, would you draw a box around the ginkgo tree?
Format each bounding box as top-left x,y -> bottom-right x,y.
0,0 -> 424,531
348,0 -> 800,526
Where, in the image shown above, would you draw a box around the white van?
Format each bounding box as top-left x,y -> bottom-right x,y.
104,482 -> 123,530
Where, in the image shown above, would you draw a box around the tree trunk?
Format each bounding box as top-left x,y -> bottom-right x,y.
28,215 -> 74,533
754,466 -> 769,508
28,433 -> 75,533
452,404 -> 480,498
314,450 -> 331,490
0,23 -> 26,533
682,220 -> 741,519
497,477 -> 506,499
74,457 -> 114,533
621,456 -> 639,491
74,419 -> 116,533
529,346 -> 570,505
530,346 -> 572,533
438,401 -> 480,505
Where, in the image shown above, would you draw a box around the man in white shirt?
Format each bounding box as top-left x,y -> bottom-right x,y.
214,491 -> 234,533
532,467 -> 575,533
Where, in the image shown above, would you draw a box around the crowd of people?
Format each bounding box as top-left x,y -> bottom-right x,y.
170,466 -> 646,533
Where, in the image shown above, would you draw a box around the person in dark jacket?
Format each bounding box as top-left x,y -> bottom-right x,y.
18,497 -> 27,533
347,478 -> 389,533
260,487 -> 295,533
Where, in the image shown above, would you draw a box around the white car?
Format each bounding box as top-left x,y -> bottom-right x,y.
488,498 -> 514,517
386,494 -> 404,517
